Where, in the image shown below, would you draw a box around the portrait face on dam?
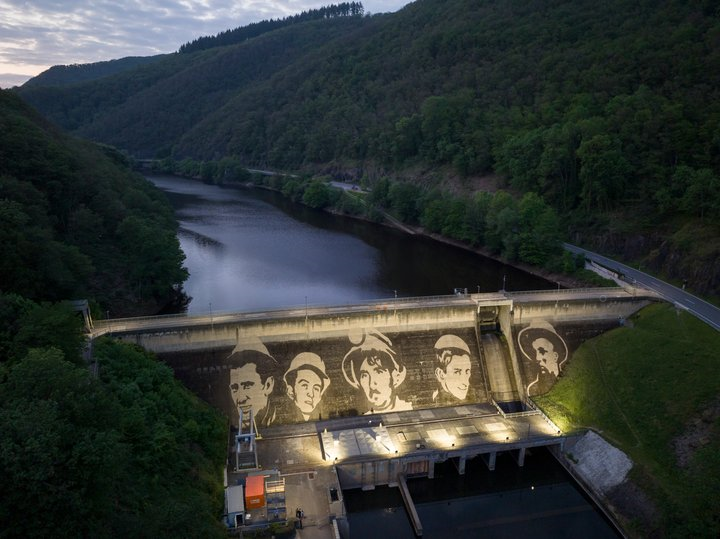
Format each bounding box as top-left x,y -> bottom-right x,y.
226,340 -> 280,428
283,352 -> 330,421
516,320 -> 569,397
432,334 -> 474,404
170,326 -> 488,427
341,328 -> 412,414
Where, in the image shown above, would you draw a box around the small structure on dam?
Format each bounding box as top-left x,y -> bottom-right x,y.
95,287 -> 657,535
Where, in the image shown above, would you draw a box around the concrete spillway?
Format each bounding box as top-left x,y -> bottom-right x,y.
481,333 -> 517,402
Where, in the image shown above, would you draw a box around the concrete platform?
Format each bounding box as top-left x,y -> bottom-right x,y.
227,403 -> 565,537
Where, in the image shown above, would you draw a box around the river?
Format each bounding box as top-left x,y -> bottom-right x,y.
148,174 -> 620,538
147,174 -> 553,314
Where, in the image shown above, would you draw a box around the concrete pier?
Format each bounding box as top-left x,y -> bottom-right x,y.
398,473 -> 423,537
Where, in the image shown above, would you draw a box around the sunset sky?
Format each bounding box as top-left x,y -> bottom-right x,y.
0,0 -> 410,88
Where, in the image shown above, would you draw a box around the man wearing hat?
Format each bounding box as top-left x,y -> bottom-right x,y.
432,334 -> 475,404
342,328 -> 412,414
283,352 -> 330,422
228,338 -> 280,428
516,320 -> 568,397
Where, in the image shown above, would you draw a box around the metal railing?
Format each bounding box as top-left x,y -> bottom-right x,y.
95,287 -> 638,325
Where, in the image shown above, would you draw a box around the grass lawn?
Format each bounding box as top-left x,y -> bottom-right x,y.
534,303 -> 720,538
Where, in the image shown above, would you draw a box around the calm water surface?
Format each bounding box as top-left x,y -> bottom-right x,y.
345,452 -> 620,538
148,174 -> 552,313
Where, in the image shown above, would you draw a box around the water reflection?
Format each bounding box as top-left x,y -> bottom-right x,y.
148,174 -> 552,314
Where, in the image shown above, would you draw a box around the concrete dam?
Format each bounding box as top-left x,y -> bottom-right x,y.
95,287 -> 655,429
93,287 -> 656,534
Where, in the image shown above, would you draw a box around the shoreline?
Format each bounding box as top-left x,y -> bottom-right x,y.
147,171 -> 595,293
238,179 -> 592,290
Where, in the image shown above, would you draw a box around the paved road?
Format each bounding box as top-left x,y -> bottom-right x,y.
329,181 -> 367,193
564,243 -> 720,331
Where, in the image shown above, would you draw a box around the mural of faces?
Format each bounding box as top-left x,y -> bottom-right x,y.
283,352 -> 330,421
226,341 -> 280,428
198,326 -> 486,427
342,329 -> 412,414
517,321 -> 568,397
164,320 -> 616,427
433,334 -> 473,402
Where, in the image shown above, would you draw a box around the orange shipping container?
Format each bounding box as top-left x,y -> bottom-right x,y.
245,475 -> 265,509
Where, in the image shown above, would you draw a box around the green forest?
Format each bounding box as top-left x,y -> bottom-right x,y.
0,90 -> 187,313
15,0 -> 720,298
0,89 -> 227,536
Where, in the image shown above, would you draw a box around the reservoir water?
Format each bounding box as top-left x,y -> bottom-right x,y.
149,174 -> 620,538
148,174 -> 553,314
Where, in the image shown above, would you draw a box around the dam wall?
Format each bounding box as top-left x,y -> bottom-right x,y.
111,301 -> 479,354
97,288 -> 657,428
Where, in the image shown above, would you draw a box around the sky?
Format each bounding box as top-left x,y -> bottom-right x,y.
0,1 -> 411,88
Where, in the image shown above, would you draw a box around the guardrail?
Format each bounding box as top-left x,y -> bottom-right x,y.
95,288 -> 644,326
505,287 -> 626,297
525,398 -> 564,435
94,293 -> 478,324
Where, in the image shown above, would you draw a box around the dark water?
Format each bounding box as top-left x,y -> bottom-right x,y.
344,450 -> 620,539
147,174 -> 552,314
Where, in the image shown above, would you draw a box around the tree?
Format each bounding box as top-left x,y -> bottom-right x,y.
389,182 -> 422,223
577,134 -> 629,212
13,301 -> 85,365
485,191 -> 519,259
116,216 -> 188,300
537,123 -> 580,210
517,192 -> 562,266
368,177 -> 391,207
302,180 -> 331,208
392,114 -> 422,161
682,167 -> 720,221
494,128 -> 544,192
0,347 -> 124,538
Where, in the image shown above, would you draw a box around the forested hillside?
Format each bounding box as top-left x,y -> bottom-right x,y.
16,0 -> 720,297
0,90 -> 227,535
0,89 -> 187,314
179,1 -> 364,53
21,55 -> 168,88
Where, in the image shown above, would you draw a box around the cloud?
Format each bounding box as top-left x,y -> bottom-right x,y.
0,0 -> 411,88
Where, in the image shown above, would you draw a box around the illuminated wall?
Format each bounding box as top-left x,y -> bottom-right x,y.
162,326 -> 488,428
